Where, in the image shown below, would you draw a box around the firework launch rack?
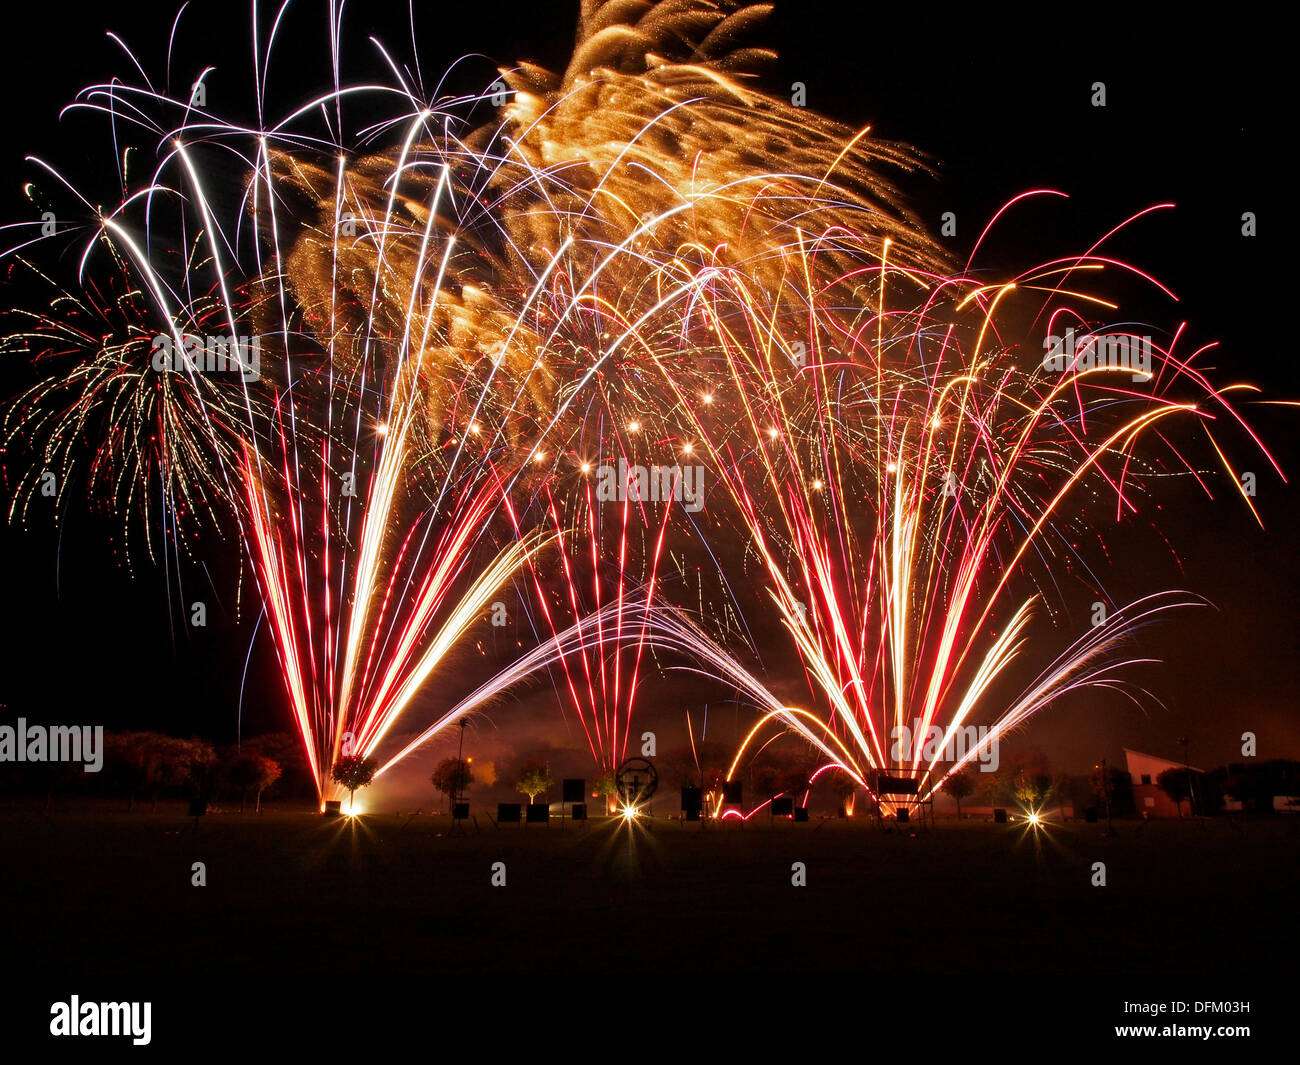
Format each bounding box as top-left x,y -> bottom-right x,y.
872,771 -> 935,827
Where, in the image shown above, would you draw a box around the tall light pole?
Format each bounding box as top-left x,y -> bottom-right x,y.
455,719 -> 468,806
1095,759 -> 1114,836
1178,736 -> 1195,817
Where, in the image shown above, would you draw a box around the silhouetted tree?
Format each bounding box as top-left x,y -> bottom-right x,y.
1218,760 -> 1300,812
432,758 -> 473,807
752,764 -> 782,800
781,762 -> 813,799
1157,767 -> 1194,816
661,742 -> 729,793
331,755 -> 377,812
105,732 -> 162,811
1090,765 -> 1134,816
941,770 -> 976,819
104,733 -> 213,810
242,733 -> 311,798
979,748 -> 1051,807
225,750 -> 281,813
592,771 -> 618,812
1014,770 -> 1056,812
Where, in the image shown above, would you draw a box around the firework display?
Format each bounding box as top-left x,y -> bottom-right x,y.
0,0 -> 1281,815
2,2 -> 1296,1046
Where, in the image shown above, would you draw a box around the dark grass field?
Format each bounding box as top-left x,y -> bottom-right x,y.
2,804 -> 1294,1046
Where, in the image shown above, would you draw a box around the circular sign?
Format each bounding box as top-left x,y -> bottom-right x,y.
614,757 -> 658,807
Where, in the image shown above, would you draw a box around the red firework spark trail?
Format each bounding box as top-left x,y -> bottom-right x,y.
505,466 -> 677,773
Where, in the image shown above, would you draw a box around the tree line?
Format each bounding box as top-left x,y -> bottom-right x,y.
0,730 -> 313,811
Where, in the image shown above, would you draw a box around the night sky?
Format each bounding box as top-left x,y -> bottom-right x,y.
0,1 -> 1291,791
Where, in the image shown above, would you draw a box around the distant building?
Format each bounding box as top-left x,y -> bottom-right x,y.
1124,748 -> 1203,818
